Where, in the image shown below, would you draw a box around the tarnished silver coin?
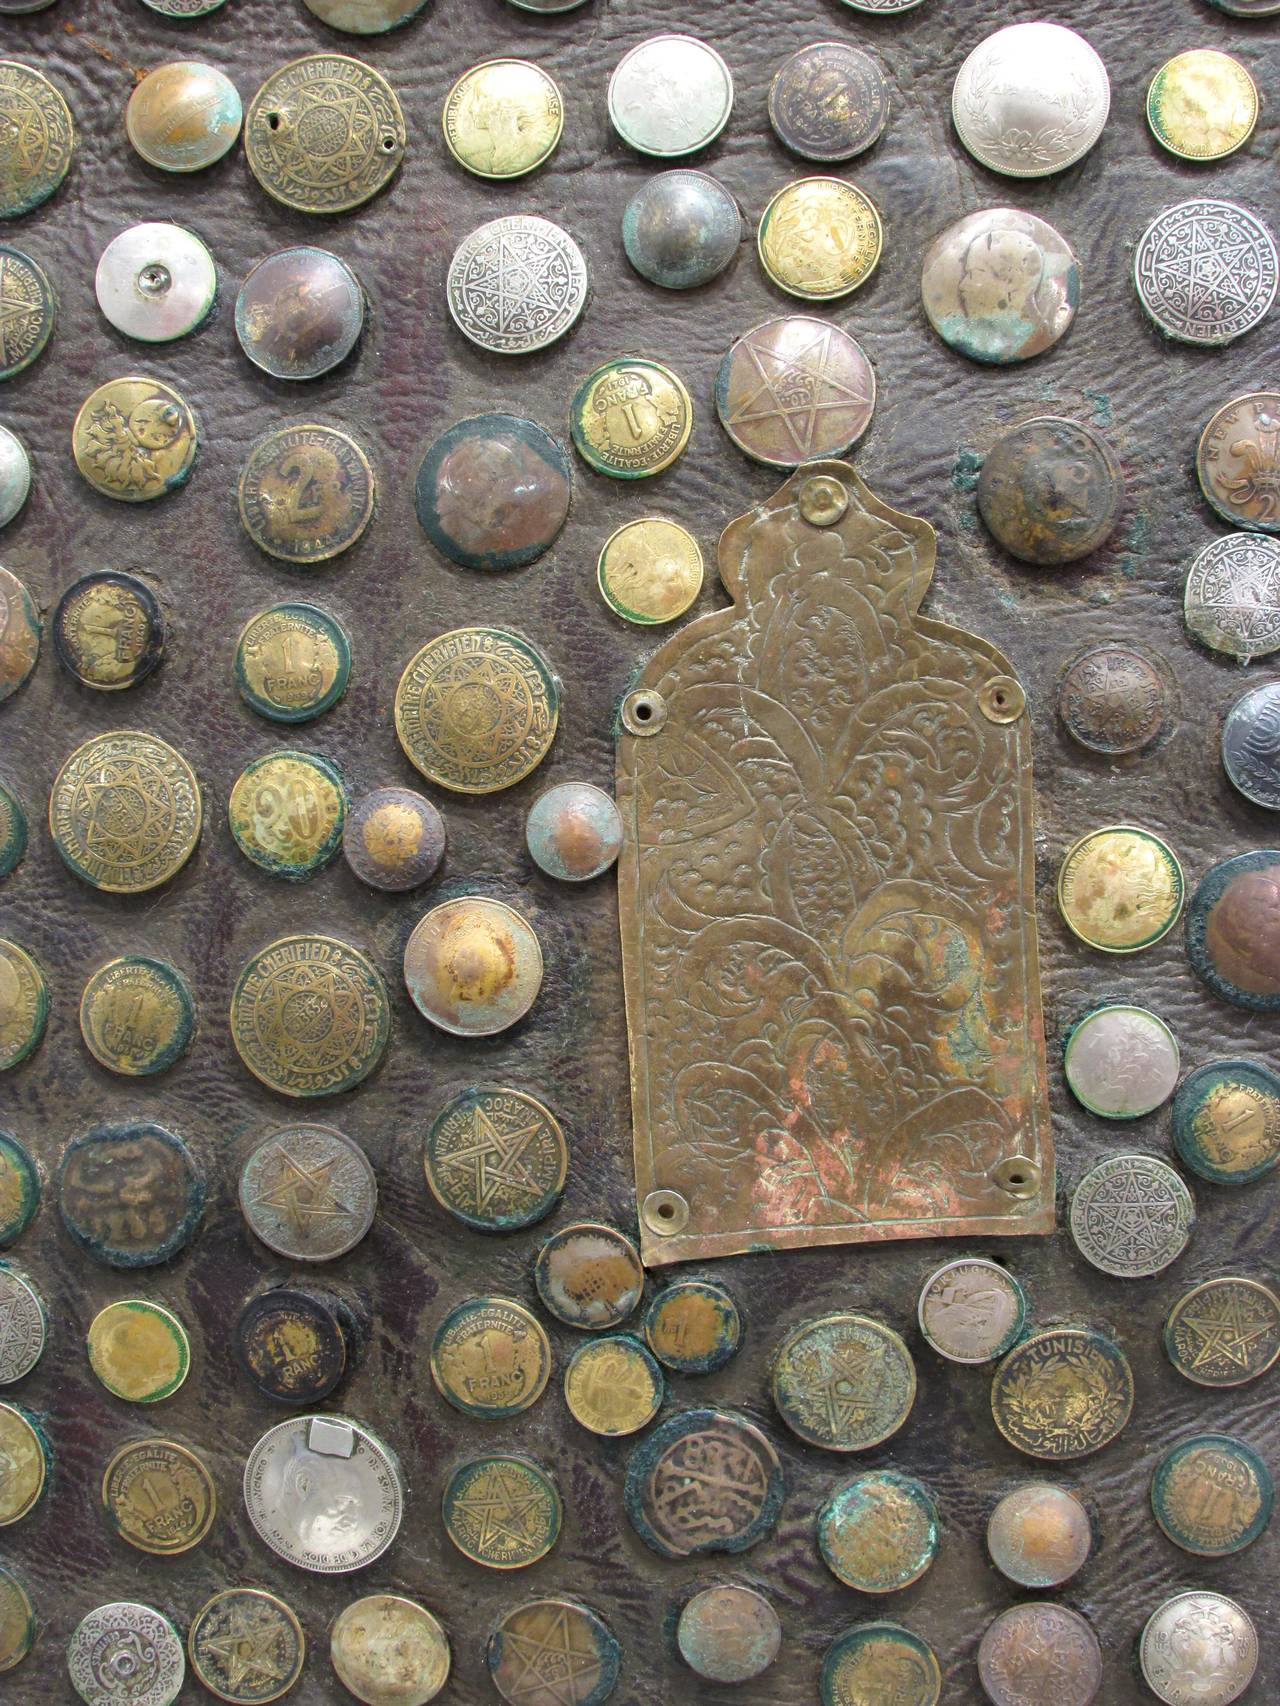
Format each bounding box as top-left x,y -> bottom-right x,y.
1069,1154 -> 1195,1278
447,215 -> 588,355
68,1602 -> 185,1706
94,223 -> 217,344
1184,532 -> 1280,661
244,1414 -> 403,1574
977,1603 -> 1102,1706
1140,1592 -> 1258,1706
239,1124 -> 377,1262
608,35 -> 733,158
1222,683 -> 1280,810
1135,201 -> 1278,346
917,1258 -> 1026,1364
0,427 -> 30,530
837,0 -> 924,13
1064,1005 -> 1179,1120
768,42 -> 890,163
622,171 -> 741,291
952,23 -> 1110,179
0,1268 -> 44,1384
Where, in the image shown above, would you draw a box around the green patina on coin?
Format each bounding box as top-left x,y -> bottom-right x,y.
58,1123 -> 205,1269
431,1295 -> 551,1419
0,941 -> 47,1072
231,933 -> 389,1097
0,782 -> 26,881
818,1470 -> 940,1593
820,1623 -> 941,1706
1185,850 -> 1280,1013
0,1134 -> 38,1246
234,603 -> 352,725
1165,1277 -> 1280,1389
87,1299 -> 191,1404
1171,1058 -> 1280,1185
644,1279 -> 742,1374
1151,1433 -> 1273,1557
772,1312 -> 916,1451
624,1407 -> 784,1559
229,750 -> 348,880
79,956 -> 195,1078
442,1453 -> 562,1568
424,1086 -> 567,1232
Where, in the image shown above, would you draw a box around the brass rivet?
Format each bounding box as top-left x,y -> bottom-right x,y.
797,474 -> 849,527
993,1156 -> 1040,1198
980,675 -> 1026,724
622,689 -> 667,737
641,1188 -> 689,1235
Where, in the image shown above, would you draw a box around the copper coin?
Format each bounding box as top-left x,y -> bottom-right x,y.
236,247 -> 365,381
343,787 -> 445,891
986,1484 -> 1092,1588
58,1123 -> 205,1268
487,1600 -> 618,1706
1197,392 -> 1280,533
677,1586 -> 780,1684
403,896 -> 542,1036
415,414 -> 571,572
977,1603 -> 1102,1706
0,569 -> 39,704
525,782 -> 621,881
125,61 -> 242,174
716,316 -> 875,468
1186,850 -> 1280,1011
769,41 -> 889,162
624,1407 -> 784,1559
236,1286 -> 350,1405
978,418 -> 1124,565
1057,643 -> 1170,754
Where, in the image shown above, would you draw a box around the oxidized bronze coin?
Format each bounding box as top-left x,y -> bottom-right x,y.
0,1131 -> 38,1245
0,248 -> 54,379
53,572 -> 164,692
563,1335 -> 663,1436
1151,1433 -> 1273,1556
0,940 -> 46,1072
236,1286 -> 350,1404
624,1408 -> 784,1558
230,933 -> 390,1097
228,751 -> 348,880
597,517 -> 703,624
986,1484 -> 1092,1588
1057,643 -> 1170,754
443,59 -> 563,180
245,55 -> 406,215
621,170 -> 741,292
102,1438 -> 215,1555
80,956 -> 195,1077
404,896 -> 543,1037
487,1600 -> 617,1706
188,1588 -> 305,1706
1171,1059 -> 1280,1185
921,208 -> 1079,366
821,1624 -> 940,1706
571,358 -> 693,479
239,423 -> 375,564
1186,850 -> 1280,1011
424,1086 -> 566,1232
1057,826 -> 1184,953
757,177 -> 882,300
50,730 -> 202,893
991,1327 -> 1133,1460
442,1453 -> 561,1569
769,42 -> 889,162
526,782 -> 621,882
58,1123 -> 205,1268
0,780 -> 24,881
716,316 -> 874,467
917,1258 -> 1026,1364
818,1470 -> 940,1592
0,568 -> 39,704
235,603 -> 351,724
239,1123 -> 377,1261
977,1603 -> 1102,1706
125,61 -> 242,174
0,63 -> 74,218
343,787 -> 445,891
535,1222 -> 644,1329
1197,392 -> 1280,533
1147,50 -> 1257,162
87,1299 -> 190,1404
1165,1277 -> 1280,1388
644,1280 -> 742,1374
236,248 -> 365,382
772,1312 -> 916,1451
430,1295 -> 551,1418
415,414 -> 571,572
1140,1592 -> 1258,1706
0,1403 -> 46,1525
72,377 -> 198,504
978,418 -> 1124,565
330,1595 -> 449,1706
0,1564 -> 34,1673
677,1586 -> 780,1685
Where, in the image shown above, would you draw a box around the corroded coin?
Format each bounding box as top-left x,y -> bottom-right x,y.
1069,1154 -> 1194,1278
0,568 -> 39,703
1166,1277 -> 1280,1388
235,603 -> 351,724
0,1564 -> 34,1672
952,23 -> 1109,178
68,1602 -> 184,1706
535,1222 -> 644,1329
1186,850 -> 1280,1010
1172,1059 -> 1280,1184
1147,51 -> 1257,162
978,417 -> 1123,566
0,1266 -> 43,1383
1135,200 -> 1278,346
239,423 -> 375,564
188,1588 -> 305,1706
768,42 -> 889,163
95,223 -> 216,344
564,1335 -> 663,1436
59,1124 -> 204,1268
644,1280 -> 742,1374
772,1312 -> 915,1451
343,788 -> 445,892
917,1258 -> 1026,1364
571,358 -> 692,479
0,940 -> 46,1072
0,63 -> 74,218
621,170 -> 741,292
1057,643 -> 1169,754
0,781 -> 24,880
677,1586 -> 780,1685
526,782 -> 621,881
431,1296 -> 551,1418
395,628 -> 559,793
1197,392 -> 1280,534
404,896 -> 543,1036
0,248 -> 53,379
236,1286 -> 350,1404
1140,1592 -> 1257,1706
50,731 -> 201,893
0,426 -> 30,528
1151,1433 -> 1273,1557
821,1624 -> 940,1706
240,1123 -> 377,1260
715,316 -> 875,468
1222,681 -> 1280,809
236,247 -> 365,382
597,517 -> 703,624
818,1470 -> 940,1592
229,751 -> 348,880
424,1086 -> 565,1232
488,1601 -> 617,1706
304,0 -> 429,30
1184,532 -> 1280,660
87,1299 -> 190,1404
757,177 -> 882,300
230,934 -> 390,1097
443,59 -> 563,180
1064,1003 -> 1179,1119
442,1454 -> 561,1568
921,209 -> 1079,366
0,1402 -> 45,1524
53,572 -> 165,692
608,34 -> 732,158
991,1327 -> 1133,1460
0,1131 -> 38,1245
986,1484 -> 1092,1588
102,1437 -> 216,1555
625,1408 -> 784,1558
447,215 -> 588,355
125,61 -> 243,174
415,414 -> 571,572
244,1414 -> 404,1574
72,377 -> 198,504
977,1603 -> 1102,1706
1056,826 -> 1183,952
245,55 -> 406,215
331,1596 -> 449,1705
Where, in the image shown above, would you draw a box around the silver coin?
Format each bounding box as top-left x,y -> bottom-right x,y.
1064,1005 -> 1180,1120
917,1258 -> 1026,1363
1069,1154 -> 1195,1278
68,1602 -> 185,1706
239,1124 -> 377,1262
1223,683 -> 1280,809
921,207 -> 1079,365
622,170 -> 741,290
952,23 -> 1110,178
244,1413 -> 404,1574
0,1268 -> 44,1384
1140,1592 -> 1258,1706
446,215 -> 588,355
0,426 -> 30,530
1135,200 -> 1278,346
1184,532 -> 1280,661
608,35 -> 733,158
94,224 -> 217,344
838,0 -> 925,13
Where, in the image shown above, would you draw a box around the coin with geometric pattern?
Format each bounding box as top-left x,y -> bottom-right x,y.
1185,533 -> 1280,661
1069,1154 -> 1195,1278
1165,1277 -> 1280,1388
442,1454 -> 562,1568
49,731 -> 202,894
772,1312 -> 916,1451
0,62 -> 74,219
447,215 -> 588,355
68,1601 -> 185,1706
239,1124 -> 377,1260
424,1087 -> 566,1232
0,248 -> 54,380
0,1267 -> 44,1384
487,1600 -> 618,1706
715,317 -> 875,468
1135,199 -> 1278,346
230,935 -> 390,1097
245,55 -> 406,215
188,1588 -> 305,1705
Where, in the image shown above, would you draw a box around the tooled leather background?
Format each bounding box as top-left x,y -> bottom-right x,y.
0,0 -> 1278,1700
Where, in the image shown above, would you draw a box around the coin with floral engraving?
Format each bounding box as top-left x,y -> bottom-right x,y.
1197,393 -> 1280,534
1069,1153 -> 1194,1278
1063,1004 -> 1179,1119
424,1086 -> 565,1232
245,55 -> 406,215
1185,533 -> 1280,660
951,23 -> 1110,179
431,1296 -> 551,1418
1056,826 -> 1183,953
72,377 -> 197,504
716,317 -> 874,468
0,248 -> 53,379
757,177 -> 882,300
231,935 -> 389,1098
228,751 -> 348,880
102,1437 -> 216,1555
818,1470 -> 939,1592
1172,1059 -> 1280,1184
487,1600 -> 617,1706
1165,1277 -> 1280,1388
240,1123 -> 376,1261
772,1312 -> 915,1451
0,569 -> 39,704
1140,1592 -> 1257,1706
768,42 -> 889,163
1151,1433 -> 1273,1557
0,1267 -> 43,1384
0,63 -> 74,218
239,424 -> 374,564
991,1327 -> 1133,1459
1147,51 -> 1257,163
917,1257 -> 1025,1364
0,1564 -> 34,1673
977,1603 -> 1102,1706
1135,200 -> 1278,346
564,1335 -> 663,1436
447,215 -> 588,355
50,731 -> 201,893
624,1408 -> 784,1559
1057,643 -> 1170,754
68,1602 -> 184,1706
330,1595 -> 448,1706
442,1454 -> 561,1568
821,1624 -> 940,1706
608,35 -> 732,158
54,572 -> 166,693
80,957 -> 195,1078
188,1588 -> 305,1706
0,941 -> 46,1072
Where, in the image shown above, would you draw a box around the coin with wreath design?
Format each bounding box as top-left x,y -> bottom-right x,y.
952,23 -> 1110,178
991,1326 -> 1133,1459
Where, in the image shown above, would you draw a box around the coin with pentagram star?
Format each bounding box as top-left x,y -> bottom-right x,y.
0,1266 -> 44,1384
230,934 -> 390,1098
442,1453 -> 562,1568
424,1087 -> 565,1232
245,55 -> 406,215
0,62 -> 75,219
49,730 -> 202,894
487,1599 -> 619,1706
189,1588 -> 305,1705
447,214 -> 588,355
1135,199 -> 1278,346
1069,1153 -> 1195,1278
1165,1278 -> 1280,1389
715,316 -> 874,468
240,1124 -> 376,1260
771,1311 -> 915,1452
0,248 -> 54,380
1185,533 -> 1280,661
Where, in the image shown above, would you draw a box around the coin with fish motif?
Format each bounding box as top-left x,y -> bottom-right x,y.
1151,1433 -> 1273,1557
917,1258 -> 1026,1363
235,604 -> 351,724
0,1267 -> 43,1383
424,1086 -> 565,1232
535,1222 -> 644,1329
443,59 -> 563,180
564,1335 -> 663,1436
54,574 -> 165,692
230,934 -> 390,1097
1186,850 -> 1280,1010
0,63 -> 74,218
80,956 -> 195,1078
1172,1059 -> 1280,1185
342,788 -> 445,892
447,215 -> 588,355
0,1402 -> 45,1525
1135,200 -> 1278,346
986,1484 -> 1092,1588
72,378 -> 198,504
1069,1154 -> 1194,1278
1185,533 -> 1280,660
608,35 -> 732,158
87,1299 -> 190,1404
922,209 -> 1079,366
330,1595 -> 448,1706
991,1327 -> 1133,1459
430,1296 -> 551,1418
1165,1277 -> 1280,1388
772,1312 -> 915,1450
404,897 -> 544,1036
236,248 -> 364,382
0,248 -> 54,378
644,1279 -> 742,1374
239,423 -> 374,564
715,317 -> 875,468
59,1124 -> 204,1268
769,42 -> 889,163
818,1470 -> 940,1592
68,1602 -> 184,1706
415,414 -> 571,572
188,1588 -> 305,1705
624,1408 -> 784,1559
102,1438 -> 216,1555
0,1564 -> 33,1673
0,1132 -> 38,1246
243,1414 -> 403,1573
1147,51 -> 1257,162
245,55 -> 406,215
1063,1004 -> 1179,1119
228,751 -> 348,880
240,1123 -> 376,1261
0,941 -> 46,1072
1197,393 -> 1280,534
442,1454 -> 561,1568
951,23 -> 1110,178
1222,683 -> 1280,809
1140,1591 -> 1257,1706
977,1603 -> 1102,1706
757,177 -> 882,300
821,1624 -> 940,1706
0,569 -> 39,704
126,61 -> 242,174
677,1587 -> 780,1685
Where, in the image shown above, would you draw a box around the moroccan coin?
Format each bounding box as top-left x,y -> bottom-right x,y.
245,55 -> 406,215
0,1402 -> 45,1524
535,1222 -> 644,1329
443,60 -> 562,180
716,316 -> 875,467
0,247 -> 53,378
1069,1154 -> 1194,1278
598,517 -> 703,624
68,1603 -> 184,1706
488,1601 -> 617,1706
0,1564 -> 34,1672
235,603 -> 351,723
1197,392 -> 1280,534
1166,1277 -> 1280,1388
59,1124 -> 204,1268
343,788 -> 445,892
0,568 -> 39,702
188,1588 -> 305,1705
757,177 -> 882,300
769,42 -> 889,163
0,940 -> 46,1071
142,0 -> 228,12
991,1327 -> 1133,1459
424,1086 -> 565,1232
526,782 -> 621,881
772,1312 -> 915,1451
442,1454 -> 561,1568
395,627 -> 559,793
228,750 -> 348,880
415,414 -> 571,572
821,1624 -> 940,1706
79,956 -> 194,1078
952,23 -> 1110,178
622,170 -> 741,291
1135,200 -> 1278,346
0,63 -> 74,218
0,1267 -> 43,1382
404,896 -> 543,1036
53,572 -> 165,692
447,214 -> 588,355
331,1596 -> 449,1705
244,1414 -> 403,1573
625,1407 -> 784,1559
986,1484 -> 1092,1588
430,1296 -> 551,1418
1185,850 -> 1280,1010
1184,532 -> 1280,659
72,377 -> 198,503
1223,682 -> 1280,809
0,1131 -> 38,1245
238,423 -> 374,564
608,35 -> 732,158
0,782 -> 24,881
677,1586 -> 780,1685
0,0 -> 58,11
102,1437 -> 216,1555
564,1335 -> 663,1436
1147,51 -> 1257,162
571,357 -> 692,479
236,247 -> 365,382
644,1280 -> 742,1374
0,425 -> 31,527
236,1286 -> 350,1404
1172,1059 -> 1280,1185
1140,1592 -> 1257,1706
303,0 -> 429,31
917,1257 -> 1026,1364
1056,826 -> 1183,952
508,0 -> 589,8
125,61 -> 242,174
977,1603 -> 1101,1706
921,208 -> 1079,366
1057,642 -> 1170,754
818,1470 -> 940,1592
977,417 -> 1124,565
87,1299 -> 190,1404
230,934 -> 390,1097
239,1123 -> 376,1261
1151,1433 -> 1273,1557
94,223 -> 216,344
1063,1003 -> 1179,1119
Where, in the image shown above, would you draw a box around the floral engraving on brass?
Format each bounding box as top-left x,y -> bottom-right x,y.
617,460 -> 1053,1267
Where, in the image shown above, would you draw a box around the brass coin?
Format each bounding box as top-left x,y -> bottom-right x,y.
1165,1277 -> 1280,1388
0,62 -> 74,218
821,1623 -> 941,1706
570,358 -> 692,479
404,896 -> 543,1037
228,751 -> 348,880
245,55 -> 406,215
430,1295 -> 551,1418
1147,50 -> 1257,162
331,1595 -> 449,1706
535,1222 -> 644,1329
230,933 -> 390,1097
0,940 -> 46,1072
59,1123 -> 205,1268
0,1402 -> 45,1525
986,1484 -> 1092,1588
1151,1433 -> 1273,1556
624,1407 -> 784,1559
189,1588 -> 305,1706
49,729 -> 202,893
991,1326 -> 1133,1460
395,627 -> 559,793
977,417 -> 1124,566
238,423 -> 375,564
443,59 -> 563,180
1197,393 -> 1280,534
487,1600 -> 618,1706
597,518 -> 703,624
0,1564 -> 34,1673
0,568 -> 39,704
87,1299 -> 191,1404
236,1286 -> 350,1405
644,1280 -> 742,1374
0,1131 -> 38,1246
235,603 -> 351,724
441,1453 -> 562,1568
757,176 -> 882,300
564,1335 -> 663,1436
0,780 -> 25,881
79,956 -> 195,1078
772,1312 -> 916,1451
72,376 -> 198,504
424,1086 -> 566,1231
0,247 -> 54,378
125,61 -> 243,174
53,572 -> 165,692
102,1437 -> 216,1555
1056,826 -> 1184,952
818,1470 -> 940,1592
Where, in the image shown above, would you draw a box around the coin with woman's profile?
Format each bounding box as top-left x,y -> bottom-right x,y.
443,60 -> 563,180
757,177 -> 882,300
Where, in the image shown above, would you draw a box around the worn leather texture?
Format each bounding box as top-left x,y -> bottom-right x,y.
0,0 -> 1277,1701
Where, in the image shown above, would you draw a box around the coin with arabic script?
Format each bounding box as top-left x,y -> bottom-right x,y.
1135,200 -> 1278,346
0,62 -> 75,218
239,1123 -> 377,1261
188,1588 -> 305,1706
772,1312 -> 915,1451
230,934 -> 389,1097
1165,1277 -> 1280,1388
991,1326 -> 1133,1459
245,55 -> 406,215
1068,1153 -> 1195,1278
624,1407 -> 784,1559
447,215 -> 588,355
1185,532 -> 1280,660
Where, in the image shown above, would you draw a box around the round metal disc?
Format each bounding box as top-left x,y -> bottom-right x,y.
243,1414 -> 403,1573
95,224 -> 216,344
1069,1153 -> 1195,1277
921,208 -> 1079,365
447,215 -> 587,354
608,35 -> 733,158
1135,200 -> 1278,345
952,23 -> 1110,178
